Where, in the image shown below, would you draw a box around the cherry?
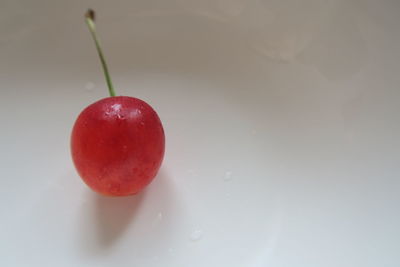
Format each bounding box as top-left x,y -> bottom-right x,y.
71,10 -> 165,196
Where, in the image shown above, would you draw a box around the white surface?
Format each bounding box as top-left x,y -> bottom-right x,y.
1,0 -> 400,266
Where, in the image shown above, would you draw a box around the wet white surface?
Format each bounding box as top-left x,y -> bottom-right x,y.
0,0 -> 399,266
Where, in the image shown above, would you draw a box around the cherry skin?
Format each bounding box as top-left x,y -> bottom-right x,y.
71,96 -> 165,196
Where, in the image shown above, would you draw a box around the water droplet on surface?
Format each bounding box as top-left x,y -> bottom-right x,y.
223,171 -> 233,181
190,229 -> 203,242
111,103 -> 122,112
151,212 -> 163,226
84,82 -> 95,91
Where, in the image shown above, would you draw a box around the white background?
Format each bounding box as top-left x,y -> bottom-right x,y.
1,0 -> 399,266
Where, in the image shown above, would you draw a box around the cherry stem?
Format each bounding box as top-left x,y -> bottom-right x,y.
85,9 -> 116,97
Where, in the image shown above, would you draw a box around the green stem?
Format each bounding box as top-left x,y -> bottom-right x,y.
85,9 -> 116,97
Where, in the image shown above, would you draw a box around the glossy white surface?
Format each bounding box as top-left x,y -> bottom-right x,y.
1,1 -> 399,266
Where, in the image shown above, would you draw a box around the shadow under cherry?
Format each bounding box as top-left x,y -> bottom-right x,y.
94,191 -> 145,249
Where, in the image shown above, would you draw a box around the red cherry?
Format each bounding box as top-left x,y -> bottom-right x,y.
71,10 -> 165,196
71,96 -> 165,196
